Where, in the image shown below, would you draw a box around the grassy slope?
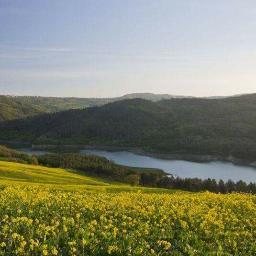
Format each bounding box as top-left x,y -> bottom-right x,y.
0,160 -> 174,193
0,161 -> 107,185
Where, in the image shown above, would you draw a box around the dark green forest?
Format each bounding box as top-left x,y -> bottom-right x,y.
1,94 -> 256,161
0,145 -> 38,164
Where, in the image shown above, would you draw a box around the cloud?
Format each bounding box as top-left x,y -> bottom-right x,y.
0,44 -> 190,62
0,67 -> 106,80
12,46 -> 75,53
1,43 -> 254,66
0,44 -> 76,53
0,45 -> 78,60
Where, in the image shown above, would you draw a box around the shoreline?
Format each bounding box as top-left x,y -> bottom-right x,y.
31,144 -> 256,168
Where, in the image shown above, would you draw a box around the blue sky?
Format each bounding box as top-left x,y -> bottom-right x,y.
1,0 -> 256,97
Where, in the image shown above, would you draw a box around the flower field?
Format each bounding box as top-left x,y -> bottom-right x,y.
0,161 -> 255,255
0,185 -> 255,256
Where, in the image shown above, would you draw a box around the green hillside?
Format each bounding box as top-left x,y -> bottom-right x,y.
0,161 -> 107,186
2,94 -> 256,162
0,95 -> 109,122
0,96 -> 44,122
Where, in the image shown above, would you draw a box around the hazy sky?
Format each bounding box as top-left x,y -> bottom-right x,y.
1,0 -> 256,97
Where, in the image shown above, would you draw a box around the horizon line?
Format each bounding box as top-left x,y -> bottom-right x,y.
1,92 -> 255,100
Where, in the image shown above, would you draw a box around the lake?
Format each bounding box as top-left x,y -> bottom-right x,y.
82,149 -> 256,183
21,148 -> 256,183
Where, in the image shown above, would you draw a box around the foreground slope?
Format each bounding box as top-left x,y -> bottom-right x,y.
2,94 -> 256,161
0,160 -> 255,255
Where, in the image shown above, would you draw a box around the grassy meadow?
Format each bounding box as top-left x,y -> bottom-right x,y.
0,161 -> 255,255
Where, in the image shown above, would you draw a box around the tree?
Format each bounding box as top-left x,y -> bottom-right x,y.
126,174 -> 140,186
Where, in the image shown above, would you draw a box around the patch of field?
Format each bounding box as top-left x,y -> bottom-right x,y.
0,161 -> 108,186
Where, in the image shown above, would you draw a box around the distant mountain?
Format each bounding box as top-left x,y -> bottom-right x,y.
0,93 -> 188,121
1,93 -> 256,161
118,93 -> 188,101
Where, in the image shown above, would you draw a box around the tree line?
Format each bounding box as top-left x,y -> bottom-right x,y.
156,175 -> 256,194
37,153 -> 256,194
0,145 -> 38,165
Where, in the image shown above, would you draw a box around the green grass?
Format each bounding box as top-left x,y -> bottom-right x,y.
0,160 -> 175,193
0,161 -> 108,185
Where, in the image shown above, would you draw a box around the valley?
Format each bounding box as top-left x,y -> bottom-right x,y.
2,1 -> 256,254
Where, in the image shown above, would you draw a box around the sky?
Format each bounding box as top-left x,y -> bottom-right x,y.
1,0 -> 256,98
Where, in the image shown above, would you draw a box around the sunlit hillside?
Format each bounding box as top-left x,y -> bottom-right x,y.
0,161 -> 171,193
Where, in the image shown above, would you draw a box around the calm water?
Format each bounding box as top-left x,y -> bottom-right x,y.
81,149 -> 256,183
21,148 -> 256,183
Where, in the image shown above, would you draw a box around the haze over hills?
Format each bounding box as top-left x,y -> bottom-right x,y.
1,93 -> 256,162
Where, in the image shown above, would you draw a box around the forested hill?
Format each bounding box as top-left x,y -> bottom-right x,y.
0,93 -> 180,122
1,94 -> 256,161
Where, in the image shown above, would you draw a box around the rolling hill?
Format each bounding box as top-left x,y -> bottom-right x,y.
1,94 -> 256,161
0,93 -> 183,122
0,160 -> 171,193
